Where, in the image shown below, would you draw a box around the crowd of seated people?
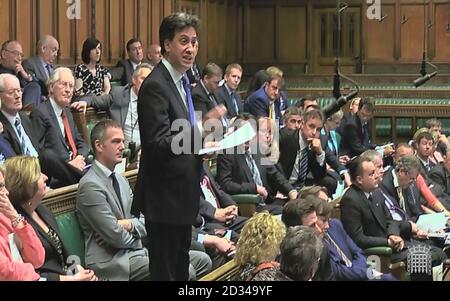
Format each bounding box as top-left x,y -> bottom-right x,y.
2,31 -> 450,282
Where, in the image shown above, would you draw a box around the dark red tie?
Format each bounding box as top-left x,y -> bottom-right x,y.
61,110 -> 77,160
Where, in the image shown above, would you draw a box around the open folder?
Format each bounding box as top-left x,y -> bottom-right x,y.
199,122 -> 256,155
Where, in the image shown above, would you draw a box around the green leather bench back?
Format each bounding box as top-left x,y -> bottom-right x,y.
55,211 -> 85,266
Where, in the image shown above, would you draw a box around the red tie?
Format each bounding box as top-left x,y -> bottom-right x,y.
61,110 -> 77,160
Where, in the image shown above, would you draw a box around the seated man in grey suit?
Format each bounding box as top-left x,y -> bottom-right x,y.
23,35 -> 59,97
76,119 -> 150,281
72,63 -> 153,150
30,67 -> 89,187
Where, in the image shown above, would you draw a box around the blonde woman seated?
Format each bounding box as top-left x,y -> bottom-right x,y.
0,165 -> 45,280
4,156 -> 97,281
234,212 -> 290,281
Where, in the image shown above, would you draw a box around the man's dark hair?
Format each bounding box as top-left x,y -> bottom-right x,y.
126,38 -> 142,52
282,196 -> 319,227
90,119 -> 122,155
348,156 -> 372,183
159,13 -> 200,56
358,97 -> 375,112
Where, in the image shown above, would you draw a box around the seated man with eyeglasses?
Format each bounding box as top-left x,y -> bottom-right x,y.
0,40 -> 42,107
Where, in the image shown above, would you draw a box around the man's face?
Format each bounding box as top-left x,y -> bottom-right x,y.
327,116 -> 342,130
224,68 -> 242,91
303,99 -> 317,110
316,214 -> 330,238
49,70 -> 74,107
128,41 -> 143,64
301,116 -> 322,141
301,211 -> 320,235
0,76 -> 22,114
1,41 -> 24,69
395,146 -> 413,163
147,45 -> 162,65
373,155 -> 384,184
357,161 -> 378,192
164,27 -> 198,73
203,74 -> 221,93
416,138 -> 433,159
41,38 -> 59,65
132,67 -> 152,95
257,118 -> 272,154
264,78 -> 281,102
96,127 -> 125,169
285,114 -> 302,130
358,105 -> 374,124
397,168 -> 419,189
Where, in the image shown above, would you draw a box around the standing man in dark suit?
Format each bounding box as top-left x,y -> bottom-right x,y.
278,109 -> 327,190
214,63 -> 243,119
114,38 -> 144,86
134,13 -> 226,281
23,35 -> 59,97
31,67 -> 89,187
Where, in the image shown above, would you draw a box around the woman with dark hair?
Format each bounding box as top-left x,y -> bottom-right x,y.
5,156 -> 97,281
74,38 -> 111,96
245,69 -> 269,101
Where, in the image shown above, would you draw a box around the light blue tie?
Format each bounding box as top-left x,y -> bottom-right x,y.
14,117 -> 30,156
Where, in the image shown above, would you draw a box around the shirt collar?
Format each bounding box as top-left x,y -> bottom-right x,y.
392,168 -> 400,189
298,131 -> 308,151
417,156 -> 430,168
2,110 -> 19,127
364,191 -> 371,200
224,83 -> 233,95
95,159 -> 114,177
49,97 -> 63,117
130,88 -> 138,102
39,57 -> 49,69
200,80 -> 210,95
161,58 -> 184,87
130,60 -> 140,71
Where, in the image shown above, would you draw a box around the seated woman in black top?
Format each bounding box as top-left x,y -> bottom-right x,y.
4,156 -> 97,281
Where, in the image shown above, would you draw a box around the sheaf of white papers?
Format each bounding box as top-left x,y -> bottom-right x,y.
416,212 -> 448,233
199,122 -> 256,155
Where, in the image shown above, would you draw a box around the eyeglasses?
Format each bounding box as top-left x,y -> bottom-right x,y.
3,49 -> 25,59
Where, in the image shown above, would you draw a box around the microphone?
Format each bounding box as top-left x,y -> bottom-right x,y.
332,61 -> 341,99
322,90 -> 358,119
413,71 -> 438,88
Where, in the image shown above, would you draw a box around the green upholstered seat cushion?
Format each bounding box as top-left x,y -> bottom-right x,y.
55,212 -> 85,266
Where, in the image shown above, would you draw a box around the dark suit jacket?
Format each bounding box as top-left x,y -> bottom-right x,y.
134,62 -> 202,225
192,82 -> 220,119
216,152 -> 293,203
114,59 -> 134,85
380,167 -> 423,222
340,185 -> 403,250
81,85 -> 132,129
17,205 -> 68,281
278,127 -> 327,184
429,162 -> 450,209
23,56 -> 51,96
337,114 -> 374,158
0,111 -> 41,155
31,100 -> 89,162
214,84 -> 243,119
244,87 -> 282,123
326,218 -> 368,281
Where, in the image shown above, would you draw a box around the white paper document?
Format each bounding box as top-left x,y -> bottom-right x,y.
199,122 -> 256,155
416,212 -> 448,233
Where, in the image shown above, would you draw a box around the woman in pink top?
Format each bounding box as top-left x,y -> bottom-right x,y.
0,167 -> 45,280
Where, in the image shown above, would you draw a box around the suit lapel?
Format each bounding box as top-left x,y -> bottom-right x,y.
222,86 -> 236,116
159,64 -> 189,119
92,163 -> 126,218
44,101 -> 68,149
0,112 -> 21,154
238,154 -> 254,183
367,190 -> 388,230
120,86 -> 131,128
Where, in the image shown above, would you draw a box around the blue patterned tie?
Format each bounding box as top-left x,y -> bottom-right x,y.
245,152 -> 263,186
297,147 -> 309,189
14,117 -> 30,156
230,92 -> 239,114
181,75 -> 197,126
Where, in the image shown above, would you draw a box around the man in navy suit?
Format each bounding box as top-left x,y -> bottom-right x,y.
244,74 -> 283,125
114,38 -> 144,86
214,63 -> 243,119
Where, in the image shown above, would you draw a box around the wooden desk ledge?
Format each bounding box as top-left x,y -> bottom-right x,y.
198,259 -> 239,281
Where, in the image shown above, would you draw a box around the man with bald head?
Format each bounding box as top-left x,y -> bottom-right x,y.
0,40 -> 42,106
146,44 -> 162,68
23,35 -> 59,96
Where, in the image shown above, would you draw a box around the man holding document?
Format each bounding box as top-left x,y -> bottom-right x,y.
133,13 -> 226,281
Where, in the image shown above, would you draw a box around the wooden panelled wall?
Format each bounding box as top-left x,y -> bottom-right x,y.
1,0 -> 449,75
